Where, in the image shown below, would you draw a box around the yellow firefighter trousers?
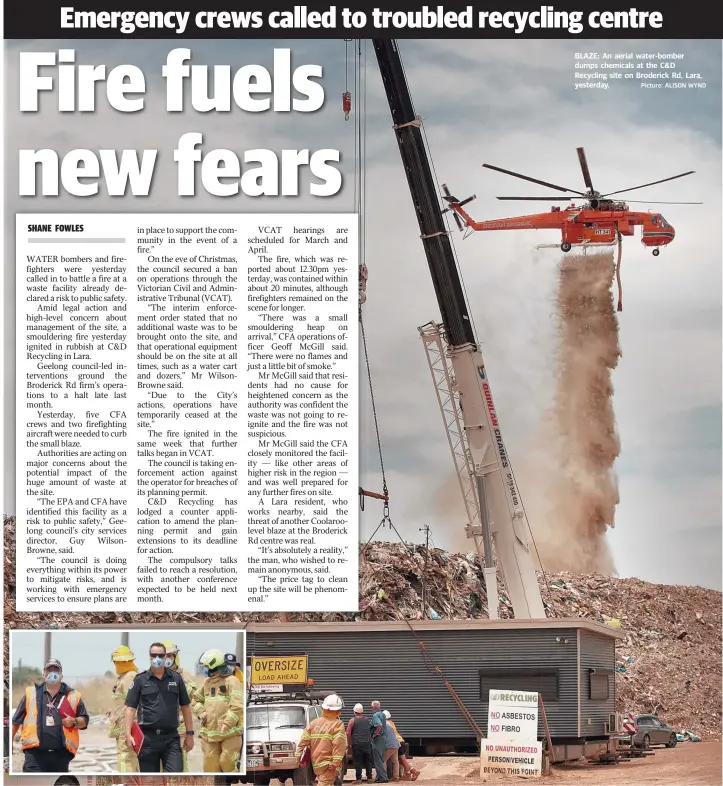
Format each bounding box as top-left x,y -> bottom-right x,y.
116,736 -> 139,772
316,764 -> 338,786
201,735 -> 242,773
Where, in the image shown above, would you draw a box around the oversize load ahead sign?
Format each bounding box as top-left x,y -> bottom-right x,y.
480,741 -> 542,780
251,656 -> 308,684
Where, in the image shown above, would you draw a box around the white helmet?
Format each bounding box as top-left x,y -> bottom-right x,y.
383,710 -> 391,718
322,693 -> 344,711
353,703 -> 364,714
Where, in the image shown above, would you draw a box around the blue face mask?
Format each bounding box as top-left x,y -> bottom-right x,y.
151,656 -> 164,669
45,672 -> 61,685
164,658 -> 175,669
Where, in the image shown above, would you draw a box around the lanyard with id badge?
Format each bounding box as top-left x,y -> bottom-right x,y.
46,695 -> 60,726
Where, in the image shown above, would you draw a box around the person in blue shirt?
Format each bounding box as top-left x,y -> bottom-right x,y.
369,701 -> 388,783
382,711 -> 400,780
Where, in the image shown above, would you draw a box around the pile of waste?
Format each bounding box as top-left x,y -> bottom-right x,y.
96,779 -> 215,786
4,521 -> 720,737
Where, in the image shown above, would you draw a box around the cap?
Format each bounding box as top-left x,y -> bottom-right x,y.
44,658 -> 62,672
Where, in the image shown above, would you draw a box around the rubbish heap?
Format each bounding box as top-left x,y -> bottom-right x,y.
3,518 -> 720,738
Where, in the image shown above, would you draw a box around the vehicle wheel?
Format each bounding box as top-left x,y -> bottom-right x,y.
642,734 -> 651,750
293,764 -> 315,785
652,248 -> 660,256
666,734 -> 677,748
561,242 -> 572,252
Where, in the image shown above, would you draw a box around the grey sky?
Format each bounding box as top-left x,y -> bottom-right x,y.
10,630 -> 245,683
3,39 -> 721,589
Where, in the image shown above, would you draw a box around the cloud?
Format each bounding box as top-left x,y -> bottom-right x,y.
4,39 -> 721,589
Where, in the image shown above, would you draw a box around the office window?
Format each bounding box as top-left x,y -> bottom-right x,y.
589,670 -> 611,701
479,669 -> 559,702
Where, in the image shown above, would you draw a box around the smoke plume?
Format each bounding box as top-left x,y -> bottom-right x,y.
522,251 -> 621,574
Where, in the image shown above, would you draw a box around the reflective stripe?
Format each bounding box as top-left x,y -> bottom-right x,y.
201,727 -> 244,738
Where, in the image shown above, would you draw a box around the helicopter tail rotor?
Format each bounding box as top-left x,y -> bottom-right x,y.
441,183 -> 475,230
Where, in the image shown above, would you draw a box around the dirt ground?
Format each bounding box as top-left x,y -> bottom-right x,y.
11,720 -> 206,775
412,743 -> 722,785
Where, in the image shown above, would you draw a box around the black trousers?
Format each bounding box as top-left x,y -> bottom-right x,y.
22,749 -> 74,772
137,729 -> 184,773
353,744 -> 374,780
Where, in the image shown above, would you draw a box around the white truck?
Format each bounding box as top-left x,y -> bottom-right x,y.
235,689 -> 346,786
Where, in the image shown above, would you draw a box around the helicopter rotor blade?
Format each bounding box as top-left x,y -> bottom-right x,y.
496,196 -> 576,201
577,147 -> 594,192
482,163 -> 585,196
452,212 -> 464,230
441,183 -> 459,203
603,171 -> 695,197
623,200 -> 703,204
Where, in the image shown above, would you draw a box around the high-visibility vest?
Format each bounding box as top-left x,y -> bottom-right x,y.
20,686 -> 81,755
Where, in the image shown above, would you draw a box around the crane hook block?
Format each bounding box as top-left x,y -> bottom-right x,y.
343,91 -> 352,121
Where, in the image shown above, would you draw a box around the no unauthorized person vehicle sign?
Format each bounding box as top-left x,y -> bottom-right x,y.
480,740 -> 543,780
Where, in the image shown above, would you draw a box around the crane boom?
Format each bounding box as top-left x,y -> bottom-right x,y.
372,39 -> 546,619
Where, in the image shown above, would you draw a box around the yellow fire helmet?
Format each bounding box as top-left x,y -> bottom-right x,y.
161,640 -> 180,666
199,649 -> 225,671
111,645 -> 135,663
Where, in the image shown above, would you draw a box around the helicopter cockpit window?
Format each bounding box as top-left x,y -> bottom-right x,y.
658,215 -> 668,227
651,215 -> 658,224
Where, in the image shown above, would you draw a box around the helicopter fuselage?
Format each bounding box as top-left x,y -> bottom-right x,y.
452,204 -> 675,250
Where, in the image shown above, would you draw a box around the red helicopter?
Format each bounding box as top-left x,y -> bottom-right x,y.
441,147 -> 700,258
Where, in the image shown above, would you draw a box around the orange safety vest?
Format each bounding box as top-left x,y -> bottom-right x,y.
20,686 -> 81,755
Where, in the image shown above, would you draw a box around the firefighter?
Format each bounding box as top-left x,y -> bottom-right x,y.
223,652 -> 246,764
296,694 -> 347,786
108,645 -> 139,772
223,653 -> 246,689
162,640 -> 199,773
195,649 -> 245,773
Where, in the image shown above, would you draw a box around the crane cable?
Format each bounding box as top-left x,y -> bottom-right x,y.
395,41 -> 557,611
347,40 -> 410,556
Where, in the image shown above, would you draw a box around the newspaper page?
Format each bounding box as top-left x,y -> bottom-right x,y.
3,4 -> 722,785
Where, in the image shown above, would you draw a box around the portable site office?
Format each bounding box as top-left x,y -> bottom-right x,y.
244,617 -> 624,759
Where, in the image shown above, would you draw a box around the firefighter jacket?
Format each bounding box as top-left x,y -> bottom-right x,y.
174,667 -> 199,734
194,673 -> 245,741
109,670 -> 138,738
296,715 -> 346,773
20,686 -> 81,755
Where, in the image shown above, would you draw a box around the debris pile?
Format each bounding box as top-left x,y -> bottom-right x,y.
4,517 -> 720,737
